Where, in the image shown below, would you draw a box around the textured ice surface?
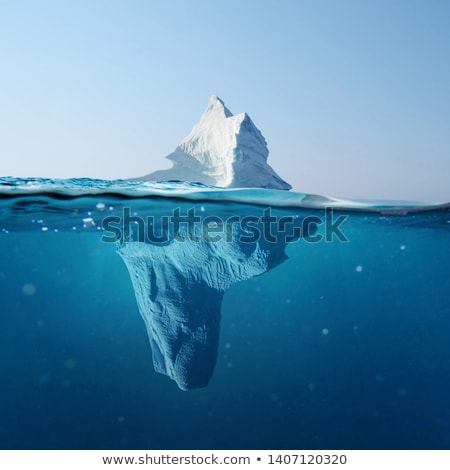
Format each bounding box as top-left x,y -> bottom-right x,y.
118,212 -> 309,390
138,96 -> 291,190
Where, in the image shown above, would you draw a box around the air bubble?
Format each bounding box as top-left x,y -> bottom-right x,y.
22,283 -> 37,296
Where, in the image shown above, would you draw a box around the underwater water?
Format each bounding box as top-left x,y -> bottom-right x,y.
0,177 -> 449,450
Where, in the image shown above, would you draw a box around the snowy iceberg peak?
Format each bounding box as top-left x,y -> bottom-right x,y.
140,96 -> 292,190
199,94 -> 233,118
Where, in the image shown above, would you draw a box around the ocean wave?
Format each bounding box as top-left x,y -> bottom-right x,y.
0,177 -> 448,213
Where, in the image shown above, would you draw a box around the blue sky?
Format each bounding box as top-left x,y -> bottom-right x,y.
0,0 -> 449,202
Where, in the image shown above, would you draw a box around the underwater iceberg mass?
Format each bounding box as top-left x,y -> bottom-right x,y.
117,206 -> 313,390
1,176 -> 448,394
0,175 -> 449,449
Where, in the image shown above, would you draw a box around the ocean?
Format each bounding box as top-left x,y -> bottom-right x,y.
0,177 -> 449,450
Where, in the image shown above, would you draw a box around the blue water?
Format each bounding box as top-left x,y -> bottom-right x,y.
0,178 -> 449,450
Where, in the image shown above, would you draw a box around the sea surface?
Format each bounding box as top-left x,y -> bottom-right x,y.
0,177 -> 449,450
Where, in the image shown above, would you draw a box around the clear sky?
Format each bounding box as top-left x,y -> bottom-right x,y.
0,0 -> 449,202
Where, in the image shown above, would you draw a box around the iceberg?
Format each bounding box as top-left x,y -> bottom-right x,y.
117,208 -> 312,390
120,96 -> 295,390
137,96 -> 291,190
